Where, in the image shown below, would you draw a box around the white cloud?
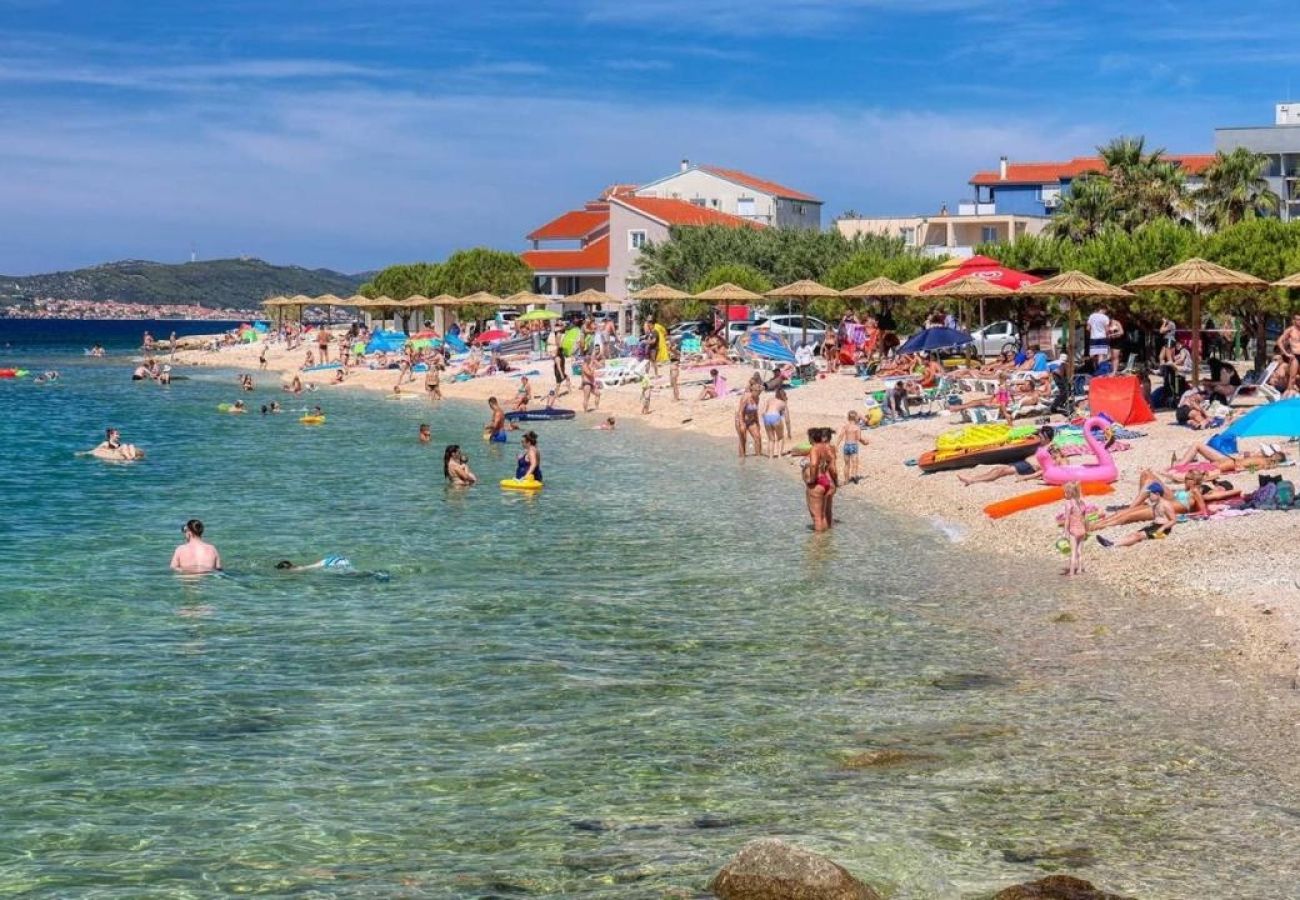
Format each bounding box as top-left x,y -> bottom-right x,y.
0,83 -> 1102,272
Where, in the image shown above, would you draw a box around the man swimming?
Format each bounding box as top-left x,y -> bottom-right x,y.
275,555 -> 390,580
170,519 -> 222,573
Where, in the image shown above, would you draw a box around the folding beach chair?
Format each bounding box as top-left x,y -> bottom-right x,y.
1228,360 -> 1281,406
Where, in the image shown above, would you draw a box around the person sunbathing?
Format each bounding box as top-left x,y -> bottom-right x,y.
875,353 -> 919,377
1166,441 -> 1286,477
1089,469 -> 1235,531
956,433 -> 1060,485
1096,485 -> 1177,548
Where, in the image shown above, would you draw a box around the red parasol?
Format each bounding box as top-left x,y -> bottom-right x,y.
919,254 -> 1042,291
473,329 -> 510,344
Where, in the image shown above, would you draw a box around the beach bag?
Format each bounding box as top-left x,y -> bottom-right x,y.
1206,432 -> 1238,456
1252,481 -> 1279,510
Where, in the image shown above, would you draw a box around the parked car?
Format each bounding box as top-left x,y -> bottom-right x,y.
724,319 -> 757,345
968,319 -> 1065,357
749,314 -> 830,347
668,320 -> 712,341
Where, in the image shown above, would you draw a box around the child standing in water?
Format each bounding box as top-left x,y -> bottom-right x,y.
836,410 -> 866,484
1061,480 -> 1088,575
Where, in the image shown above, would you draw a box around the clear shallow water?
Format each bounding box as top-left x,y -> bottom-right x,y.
4,353 -> 1300,897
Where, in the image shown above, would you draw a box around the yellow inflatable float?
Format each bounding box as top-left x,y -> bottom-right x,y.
500,476 -> 542,491
299,415 -> 326,425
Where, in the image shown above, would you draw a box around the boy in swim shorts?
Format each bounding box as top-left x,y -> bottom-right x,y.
835,410 -> 867,484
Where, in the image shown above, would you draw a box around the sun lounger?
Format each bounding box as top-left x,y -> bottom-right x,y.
598,358 -> 648,388
1228,361 -> 1281,406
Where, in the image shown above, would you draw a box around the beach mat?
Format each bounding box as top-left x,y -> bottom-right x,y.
1088,376 -> 1155,426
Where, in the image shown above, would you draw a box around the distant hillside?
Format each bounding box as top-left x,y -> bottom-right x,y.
0,259 -> 366,309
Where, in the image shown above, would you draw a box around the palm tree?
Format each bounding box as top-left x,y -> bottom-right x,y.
1095,135 -> 1192,231
1197,147 -> 1281,230
1049,175 -> 1114,242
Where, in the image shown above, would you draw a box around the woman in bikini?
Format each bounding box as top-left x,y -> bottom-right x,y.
443,445 -> 477,485
803,427 -> 838,532
735,385 -> 763,458
580,357 -> 600,412
1166,442 -> 1286,478
761,387 -> 789,459
1089,469 -> 1231,532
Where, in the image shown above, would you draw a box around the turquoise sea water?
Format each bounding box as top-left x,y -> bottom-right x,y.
5,350 -> 1300,897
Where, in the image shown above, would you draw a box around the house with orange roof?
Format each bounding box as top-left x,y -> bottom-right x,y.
966,153 -> 1213,217
634,159 -> 821,229
523,183 -> 762,305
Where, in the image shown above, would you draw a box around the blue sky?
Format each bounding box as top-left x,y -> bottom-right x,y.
2,0 -> 1297,274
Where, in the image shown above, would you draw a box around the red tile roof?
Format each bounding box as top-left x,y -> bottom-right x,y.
526,209 -> 609,241
970,154 -> 1215,186
522,234 -> 609,273
613,195 -> 764,228
699,165 -> 820,202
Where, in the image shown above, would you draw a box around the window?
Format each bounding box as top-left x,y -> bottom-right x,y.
628,230 -> 647,251
899,226 -> 916,246
690,198 -> 707,207
980,226 -> 999,243
737,197 -> 756,217
711,198 -> 719,207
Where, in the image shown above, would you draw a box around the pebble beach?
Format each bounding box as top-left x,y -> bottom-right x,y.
172,332 -> 1300,692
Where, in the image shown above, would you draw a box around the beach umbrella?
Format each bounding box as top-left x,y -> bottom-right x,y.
1020,271 -> 1133,386
1223,397 -> 1300,439
474,328 -> 510,345
566,288 -> 620,308
1273,272 -> 1300,288
1126,258 -> 1269,386
630,283 -> 690,302
838,276 -> 917,302
354,295 -> 400,330
897,326 -> 974,355
517,308 -> 560,322
504,290 -> 550,307
766,279 -> 839,346
924,275 -> 1016,343
694,282 -> 765,338
913,254 -> 1042,291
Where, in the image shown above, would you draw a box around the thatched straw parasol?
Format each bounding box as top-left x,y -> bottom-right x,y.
1125,258 -> 1268,385
458,291 -> 504,306
694,282 -> 765,336
630,283 -> 690,302
922,275 -> 1013,299
503,290 -> 551,307
766,280 -> 839,345
1273,272 -> 1300,289
1020,271 -> 1132,385
566,288 -> 620,308
837,276 -> 917,301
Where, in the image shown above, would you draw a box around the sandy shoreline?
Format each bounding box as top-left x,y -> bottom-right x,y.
166,335 -> 1300,687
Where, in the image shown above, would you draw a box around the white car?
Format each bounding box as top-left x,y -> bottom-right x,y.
969,319 -> 1066,357
749,314 -> 829,347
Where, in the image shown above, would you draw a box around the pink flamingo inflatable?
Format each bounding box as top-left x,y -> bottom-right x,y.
1035,416 -> 1118,485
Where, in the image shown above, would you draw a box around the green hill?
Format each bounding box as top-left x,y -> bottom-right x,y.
0,259 -> 366,309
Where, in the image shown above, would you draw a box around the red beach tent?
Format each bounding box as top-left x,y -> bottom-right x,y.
919,255 -> 1042,291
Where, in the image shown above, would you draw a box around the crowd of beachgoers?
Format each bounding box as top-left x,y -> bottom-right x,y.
73,309 -> 1300,680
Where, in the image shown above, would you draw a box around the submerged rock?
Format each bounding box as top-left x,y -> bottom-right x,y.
840,749 -> 940,770
1001,846 -> 1097,868
709,838 -> 882,900
993,874 -> 1133,899
930,672 -> 1008,691
693,814 -> 739,829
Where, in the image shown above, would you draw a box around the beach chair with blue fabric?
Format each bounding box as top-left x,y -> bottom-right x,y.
742,331 -> 796,374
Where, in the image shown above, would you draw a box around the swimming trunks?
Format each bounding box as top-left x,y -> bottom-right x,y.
1012,459 -> 1035,476
321,555 -> 353,571
490,432 -> 507,443
842,442 -> 859,456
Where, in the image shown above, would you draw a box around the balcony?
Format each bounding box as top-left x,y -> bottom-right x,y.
957,202 -> 997,216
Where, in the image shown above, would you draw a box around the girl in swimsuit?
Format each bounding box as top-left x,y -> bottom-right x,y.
761,387 -> 788,459
736,386 -> 763,458
1061,481 -> 1088,576
803,427 -> 838,532
516,431 -> 542,483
